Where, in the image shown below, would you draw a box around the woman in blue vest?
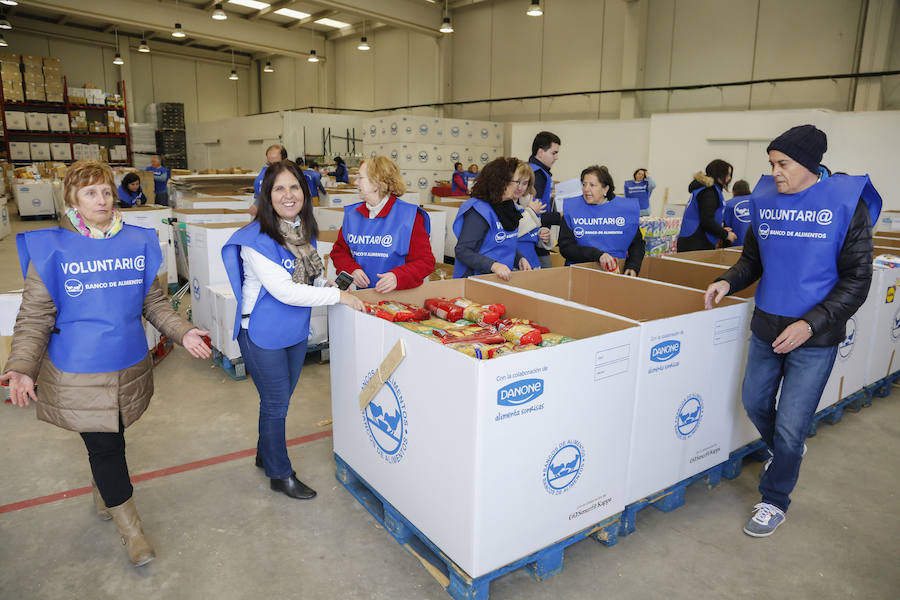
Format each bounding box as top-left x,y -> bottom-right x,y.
222,161 -> 364,500
330,155 -> 434,292
624,168 -> 656,217
451,162 -> 468,195
453,157 -> 533,280
559,165 -> 645,275
116,172 -> 147,208
2,160 -> 211,567
722,179 -> 752,246
677,160 -> 737,252
328,156 -> 349,184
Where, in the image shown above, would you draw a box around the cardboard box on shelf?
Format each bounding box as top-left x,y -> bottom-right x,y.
0,52 -> 20,64
110,145 -> 128,162
205,283 -> 242,360
3,86 -> 24,102
49,142 -> 72,162
47,113 -> 69,133
25,112 -> 49,131
14,181 -> 55,216
9,142 -> 30,161
24,86 -> 45,102
21,55 -> 43,67
29,143 -> 51,161
5,111 -> 26,130
68,88 -> 87,105
331,277 -> 639,577
1,67 -> 21,83
22,71 -> 43,86
43,56 -> 61,67
99,146 -> 109,164
474,266 -> 749,503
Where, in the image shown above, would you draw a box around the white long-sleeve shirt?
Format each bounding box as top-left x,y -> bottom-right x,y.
239,245 -> 341,329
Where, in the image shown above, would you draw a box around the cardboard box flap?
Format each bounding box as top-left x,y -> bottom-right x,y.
639,256 -> 756,300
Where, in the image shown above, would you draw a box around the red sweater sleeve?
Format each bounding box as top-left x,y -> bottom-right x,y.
392,211 -> 436,290
328,226 -> 362,275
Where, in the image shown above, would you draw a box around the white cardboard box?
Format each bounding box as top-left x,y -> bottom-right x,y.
9,142 -> 30,161
0,200 -> 10,240
476,267 -> 749,503
187,222 -> 247,342
172,209 -> 250,279
25,112 -> 49,131
5,111 -> 27,130
663,203 -> 686,219
29,142 -> 50,161
120,205 -> 178,285
176,197 -> 251,211
49,142 -> 72,161
864,264 -> 900,385
331,278 -> 640,578
47,113 -> 69,133
14,182 -> 55,217
424,200 -> 464,259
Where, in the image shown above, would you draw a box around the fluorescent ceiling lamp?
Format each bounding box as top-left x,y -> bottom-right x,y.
0,1 -> 18,6
138,39 -> 150,53
113,52 -> 124,65
263,60 -> 274,72
228,69 -> 239,81
274,8 -> 311,19
526,0 -> 543,17
227,0 -> 269,9
172,23 -> 186,38
439,17 -> 453,33
212,4 -> 227,20
315,18 -> 351,28
0,34 -> 8,47
307,49 -> 319,62
0,18 -> 11,30
357,36 -> 370,51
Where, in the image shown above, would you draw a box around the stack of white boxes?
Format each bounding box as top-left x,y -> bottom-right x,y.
361,115 -> 504,197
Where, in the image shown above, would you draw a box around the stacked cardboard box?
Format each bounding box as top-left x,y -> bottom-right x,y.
67,87 -> 87,105
110,145 -> 128,162
47,113 -> 69,133
22,55 -> 45,102
70,110 -> 88,133
25,112 -> 49,131
72,143 -> 102,161
106,113 -> 126,133
5,111 -> 26,130
43,57 -> 64,103
0,53 -> 23,102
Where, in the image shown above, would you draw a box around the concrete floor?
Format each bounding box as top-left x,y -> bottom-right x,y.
1,203 -> 899,600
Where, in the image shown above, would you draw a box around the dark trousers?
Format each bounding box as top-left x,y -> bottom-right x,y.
237,328 -> 308,479
80,420 -> 133,508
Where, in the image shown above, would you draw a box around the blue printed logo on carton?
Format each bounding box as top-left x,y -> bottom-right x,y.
497,378 -> 544,406
650,340 -> 680,362
543,440 -> 585,495
361,370 -> 408,464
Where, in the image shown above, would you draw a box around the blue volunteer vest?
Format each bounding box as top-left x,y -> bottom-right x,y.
334,163 -> 349,184
452,198 -> 517,277
221,221 -> 314,350
516,205 -> 541,269
679,185 -> 725,246
529,162 -> 553,207
624,180 -> 651,211
117,185 -> 145,207
451,171 -> 467,194
302,169 -> 319,199
342,198 -> 430,288
723,196 -> 752,246
253,165 -> 268,197
563,195 -> 640,261
16,225 -> 162,374
145,166 -> 170,194
752,174 -> 882,318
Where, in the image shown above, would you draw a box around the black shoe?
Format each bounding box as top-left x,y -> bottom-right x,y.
255,453 -> 263,469
270,473 -> 317,500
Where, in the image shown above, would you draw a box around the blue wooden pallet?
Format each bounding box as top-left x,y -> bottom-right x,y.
334,453 -> 621,600
722,439 -> 769,480
618,462 -> 724,537
211,348 -> 247,380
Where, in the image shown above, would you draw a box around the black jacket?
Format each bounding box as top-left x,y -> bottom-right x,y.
718,199 -> 873,347
558,219 -> 646,274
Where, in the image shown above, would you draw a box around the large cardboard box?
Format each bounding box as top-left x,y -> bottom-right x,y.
187,222 -> 247,341
663,203 -> 686,219
423,200 -> 464,259
475,267 -> 749,502
0,293 -> 23,370
8,141 -> 29,161
206,283 -> 241,360
29,142 -> 50,161
14,181 -> 55,217
47,113 -> 70,133
172,209 -> 251,279
331,278 -> 640,577
863,264 -> 900,385
25,112 -> 49,131
175,197 -> 251,211
120,205 -> 178,285
0,199 -> 10,240
5,111 -> 26,130
49,142 -> 72,161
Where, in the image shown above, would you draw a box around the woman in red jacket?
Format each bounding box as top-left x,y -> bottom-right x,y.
330,155 -> 435,292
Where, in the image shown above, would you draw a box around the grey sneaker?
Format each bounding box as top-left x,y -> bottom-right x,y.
761,443 -> 807,476
743,503 -> 786,537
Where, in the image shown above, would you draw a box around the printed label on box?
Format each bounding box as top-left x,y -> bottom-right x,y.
713,317 -> 740,345
594,344 -> 630,381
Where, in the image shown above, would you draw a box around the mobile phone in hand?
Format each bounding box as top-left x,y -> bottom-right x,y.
335,271 -> 354,290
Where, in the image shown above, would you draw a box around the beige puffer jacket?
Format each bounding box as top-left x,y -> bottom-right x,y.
3,219 -> 195,433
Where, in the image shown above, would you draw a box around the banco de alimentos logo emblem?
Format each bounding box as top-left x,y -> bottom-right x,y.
675,394 -> 703,439
757,222 -> 771,240
838,316 -> 856,360
64,278 -> 83,297
361,371 -> 408,463
543,440 -> 584,495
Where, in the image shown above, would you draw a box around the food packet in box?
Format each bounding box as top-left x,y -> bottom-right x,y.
447,342 -> 509,360
434,325 -> 505,345
376,300 -> 429,322
499,322 -> 543,346
540,333 -> 575,347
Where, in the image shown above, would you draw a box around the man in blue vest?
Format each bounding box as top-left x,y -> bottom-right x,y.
528,131 -> 562,268
144,156 -> 170,206
250,144 -> 287,217
705,125 -> 881,538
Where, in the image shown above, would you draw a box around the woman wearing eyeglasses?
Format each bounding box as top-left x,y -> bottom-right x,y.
452,157 -> 533,280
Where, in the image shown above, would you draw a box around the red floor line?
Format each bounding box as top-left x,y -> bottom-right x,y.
0,429 -> 333,515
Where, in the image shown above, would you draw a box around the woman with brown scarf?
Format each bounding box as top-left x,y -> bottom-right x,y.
221,161 -> 364,500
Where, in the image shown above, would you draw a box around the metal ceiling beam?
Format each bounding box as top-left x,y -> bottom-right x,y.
286,9 -> 338,30
25,0 -> 323,59
57,15 -> 70,25
248,0 -> 297,21
295,0 -> 442,37
325,21 -> 388,41
103,23 -> 116,33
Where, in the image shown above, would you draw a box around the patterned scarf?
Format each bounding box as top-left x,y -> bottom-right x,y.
278,219 -> 324,284
66,207 -> 124,239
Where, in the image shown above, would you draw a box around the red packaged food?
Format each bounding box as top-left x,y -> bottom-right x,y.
377,300 -> 430,322
433,325 -> 505,345
499,318 -> 550,334
424,297 -> 464,322
499,321 -> 543,346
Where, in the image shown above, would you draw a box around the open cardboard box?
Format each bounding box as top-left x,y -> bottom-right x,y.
423,200 -> 465,259
473,266 -> 749,501
171,209 -> 251,279
330,277 -> 640,577
120,205 -> 177,285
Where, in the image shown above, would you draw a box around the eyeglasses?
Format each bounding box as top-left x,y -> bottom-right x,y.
509,179 -> 529,187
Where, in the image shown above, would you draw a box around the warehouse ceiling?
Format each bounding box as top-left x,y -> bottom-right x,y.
5,0 -> 457,60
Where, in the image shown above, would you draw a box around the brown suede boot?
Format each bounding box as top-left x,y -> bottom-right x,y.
90,479 -> 112,521
108,497 -> 155,567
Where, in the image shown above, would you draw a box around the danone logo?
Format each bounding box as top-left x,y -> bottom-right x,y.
735,199 -> 751,223
31,198 -> 41,207
497,378 -> 544,406
64,278 -> 83,297
839,317 -> 856,360
361,371 -> 408,463
494,230 -> 506,244
650,340 -> 681,362
543,440 -> 585,495
675,394 -> 703,439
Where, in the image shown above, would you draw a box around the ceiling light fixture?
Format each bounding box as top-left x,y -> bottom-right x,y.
212,3 -> 227,20
440,0 -> 453,33
307,49 -> 319,63
138,38 -> 150,53
526,0 -> 543,17
274,8 -> 310,19
228,49 -> 239,80
0,18 -> 11,30
263,60 -> 274,73
0,1 -> 18,6
315,18 -> 350,29
358,21 -> 370,51
228,0 -> 269,9
112,28 -> 124,65
172,22 -> 186,38
0,34 -> 8,47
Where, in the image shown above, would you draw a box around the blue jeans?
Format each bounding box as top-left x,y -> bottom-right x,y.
742,334 -> 837,512
237,329 -> 308,479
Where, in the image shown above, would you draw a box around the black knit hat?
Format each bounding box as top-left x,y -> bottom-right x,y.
766,125 -> 827,175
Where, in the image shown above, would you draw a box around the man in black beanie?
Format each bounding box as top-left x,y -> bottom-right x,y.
704,124 -> 882,537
